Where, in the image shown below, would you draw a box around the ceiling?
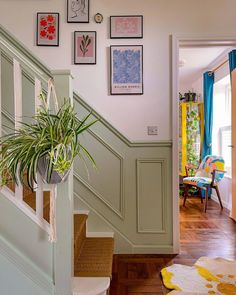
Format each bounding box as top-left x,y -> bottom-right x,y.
179,46 -> 231,87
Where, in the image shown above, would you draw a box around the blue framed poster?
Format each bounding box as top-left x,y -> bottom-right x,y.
110,45 -> 143,95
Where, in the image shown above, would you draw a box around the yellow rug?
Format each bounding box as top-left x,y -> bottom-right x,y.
161,257 -> 236,294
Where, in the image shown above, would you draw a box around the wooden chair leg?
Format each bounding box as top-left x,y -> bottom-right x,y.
199,188 -> 203,203
215,185 -> 223,209
183,185 -> 188,207
204,187 -> 209,212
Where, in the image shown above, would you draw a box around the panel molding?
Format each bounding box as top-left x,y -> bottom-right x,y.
74,191 -> 133,247
0,234 -> 54,294
74,91 -> 172,148
136,158 -> 166,234
75,129 -> 125,219
74,171 -> 124,220
74,192 -> 174,254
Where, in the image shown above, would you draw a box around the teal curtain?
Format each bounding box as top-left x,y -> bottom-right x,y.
229,50 -> 236,74
202,71 -> 214,159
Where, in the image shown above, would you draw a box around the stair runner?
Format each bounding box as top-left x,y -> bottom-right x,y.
74,214 -> 114,278
7,180 -> 114,281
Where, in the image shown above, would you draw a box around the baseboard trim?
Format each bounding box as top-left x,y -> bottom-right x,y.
86,232 -> 114,238
211,194 -> 231,210
132,245 -> 174,254
74,192 -> 174,254
0,234 -> 54,294
74,210 -> 90,215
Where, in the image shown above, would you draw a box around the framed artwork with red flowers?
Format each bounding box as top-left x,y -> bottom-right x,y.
37,13 -> 59,46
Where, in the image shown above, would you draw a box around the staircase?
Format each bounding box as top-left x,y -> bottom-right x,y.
0,25 -> 114,295
74,213 -> 114,295
6,177 -> 114,294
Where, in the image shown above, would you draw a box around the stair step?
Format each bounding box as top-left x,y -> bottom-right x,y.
73,277 -> 110,295
74,237 -> 114,277
74,214 -> 88,262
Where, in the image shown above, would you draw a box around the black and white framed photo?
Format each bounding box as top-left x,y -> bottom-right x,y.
74,31 -> 96,64
67,0 -> 89,23
110,45 -> 143,95
110,15 -> 143,39
36,13 -> 59,46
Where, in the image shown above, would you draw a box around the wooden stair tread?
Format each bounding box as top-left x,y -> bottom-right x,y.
74,214 -> 88,238
74,214 -> 88,263
74,237 -> 114,277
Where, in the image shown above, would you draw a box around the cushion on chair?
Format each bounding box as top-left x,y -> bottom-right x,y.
183,155 -> 225,188
195,155 -> 224,182
183,176 -> 212,188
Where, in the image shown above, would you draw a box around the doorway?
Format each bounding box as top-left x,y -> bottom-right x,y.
172,37 -> 236,253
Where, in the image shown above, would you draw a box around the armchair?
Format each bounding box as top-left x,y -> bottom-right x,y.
183,155 -> 226,212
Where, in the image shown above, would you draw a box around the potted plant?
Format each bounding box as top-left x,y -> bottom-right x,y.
0,94 -> 97,190
184,91 -> 196,102
186,104 -> 200,176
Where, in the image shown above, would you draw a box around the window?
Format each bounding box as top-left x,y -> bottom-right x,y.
212,75 -> 231,177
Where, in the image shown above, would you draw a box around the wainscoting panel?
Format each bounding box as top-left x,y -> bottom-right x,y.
137,159 -> 166,234
74,93 -> 173,253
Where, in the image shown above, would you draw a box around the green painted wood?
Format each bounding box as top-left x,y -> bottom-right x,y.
0,25 -> 52,80
73,97 -> 173,253
0,193 -> 53,278
53,72 -> 74,295
0,254 -> 51,295
0,234 -> 54,294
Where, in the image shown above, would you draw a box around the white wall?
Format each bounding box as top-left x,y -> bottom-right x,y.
1,0 -> 236,140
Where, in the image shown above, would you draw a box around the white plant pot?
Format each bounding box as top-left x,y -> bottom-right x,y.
38,156 -> 70,184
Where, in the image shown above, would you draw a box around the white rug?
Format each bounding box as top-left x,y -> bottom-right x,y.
161,257 -> 236,294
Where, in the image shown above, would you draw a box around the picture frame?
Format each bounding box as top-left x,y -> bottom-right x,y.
74,31 -> 96,64
110,45 -> 143,95
67,0 -> 89,23
110,15 -> 143,39
37,13 -> 59,46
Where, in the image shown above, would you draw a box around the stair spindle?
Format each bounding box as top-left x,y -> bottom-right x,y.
13,59 -> 23,201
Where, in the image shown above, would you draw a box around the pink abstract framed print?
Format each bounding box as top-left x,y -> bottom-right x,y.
37,13 -> 59,46
74,31 -> 96,64
110,15 -> 143,39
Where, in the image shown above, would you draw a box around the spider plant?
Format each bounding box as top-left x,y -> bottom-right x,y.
0,94 -> 97,190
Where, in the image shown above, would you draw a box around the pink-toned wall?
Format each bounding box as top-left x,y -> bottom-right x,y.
1,0 -> 236,141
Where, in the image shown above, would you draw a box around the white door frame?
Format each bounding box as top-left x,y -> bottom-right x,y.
171,35 -> 236,253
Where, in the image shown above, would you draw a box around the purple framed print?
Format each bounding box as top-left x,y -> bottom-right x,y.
110,45 -> 143,95
110,15 -> 143,39
37,13 -> 59,46
74,31 -> 96,64
67,0 -> 89,23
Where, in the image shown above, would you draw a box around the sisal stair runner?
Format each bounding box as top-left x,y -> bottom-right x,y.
74,214 -> 114,278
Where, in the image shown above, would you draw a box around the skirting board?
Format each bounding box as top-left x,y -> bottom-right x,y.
0,234 -> 54,294
211,193 -> 231,211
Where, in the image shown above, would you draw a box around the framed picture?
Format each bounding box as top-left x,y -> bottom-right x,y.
37,13 -> 59,46
67,0 -> 89,23
110,15 -> 143,39
74,31 -> 96,64
110,45 -> 143,95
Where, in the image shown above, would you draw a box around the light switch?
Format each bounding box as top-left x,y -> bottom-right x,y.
147,126 -> 158,135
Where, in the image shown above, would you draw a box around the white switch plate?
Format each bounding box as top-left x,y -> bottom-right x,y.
147,126 -> 158,135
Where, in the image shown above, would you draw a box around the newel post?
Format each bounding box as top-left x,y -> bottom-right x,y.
52,70 -> 74,295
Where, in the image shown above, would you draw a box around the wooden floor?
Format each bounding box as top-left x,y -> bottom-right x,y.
110,198 -> 236,294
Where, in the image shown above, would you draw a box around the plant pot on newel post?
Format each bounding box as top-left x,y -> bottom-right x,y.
0,93 -> 97,241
